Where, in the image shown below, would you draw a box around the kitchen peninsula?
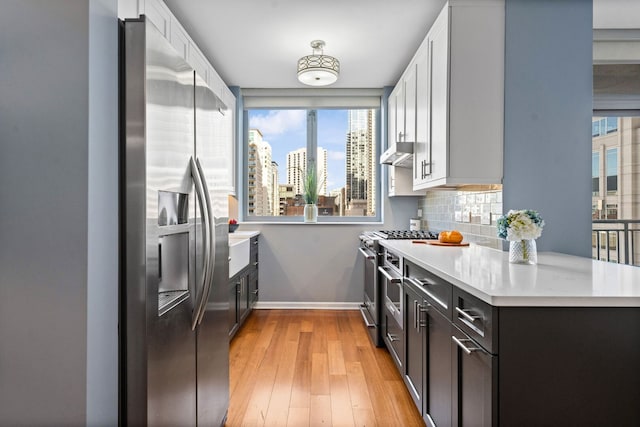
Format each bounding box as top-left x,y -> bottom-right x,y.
378,240 -> 640,426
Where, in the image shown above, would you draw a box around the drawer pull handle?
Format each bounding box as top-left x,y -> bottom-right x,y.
452,336 -> 480,355
379,266 -> 402,283
387,332 -> 399,342
456,307 -> 480,323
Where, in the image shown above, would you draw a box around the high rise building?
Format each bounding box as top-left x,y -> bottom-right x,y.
345,109 -> 376,216
248,129 -> 275,216
286,147 -> 328,197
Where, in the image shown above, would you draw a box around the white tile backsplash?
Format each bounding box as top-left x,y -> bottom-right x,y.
419,189 -> 503,249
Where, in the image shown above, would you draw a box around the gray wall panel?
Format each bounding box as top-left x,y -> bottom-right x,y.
503,0 -> 593,257
87,0 -> 119,425
0,0 -> 119,424
247,197 -> 418,304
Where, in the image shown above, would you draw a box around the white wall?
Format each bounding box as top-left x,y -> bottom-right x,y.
0,0 -> 119,424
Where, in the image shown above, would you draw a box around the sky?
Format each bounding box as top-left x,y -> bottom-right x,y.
248,109 -> 348,193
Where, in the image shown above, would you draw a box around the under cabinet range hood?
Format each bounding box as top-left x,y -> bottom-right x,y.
379,141 -> 413,168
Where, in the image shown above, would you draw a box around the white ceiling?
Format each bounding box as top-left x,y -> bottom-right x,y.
163,0 -> 638,90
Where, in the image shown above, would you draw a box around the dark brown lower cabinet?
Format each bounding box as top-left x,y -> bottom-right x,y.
404,283 -> 425,410
229,236 -> 259,338
424,302 -> 452,427
404,274 -> 454,427
451,325 -> 497,427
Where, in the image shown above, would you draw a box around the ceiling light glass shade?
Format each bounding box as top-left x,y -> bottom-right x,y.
297,40 -> 340,86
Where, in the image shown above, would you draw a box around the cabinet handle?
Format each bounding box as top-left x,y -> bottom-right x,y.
452,336 -> 481,355
398,131 -> 404,142
253,261 -> 259,267
456,307 -> 481,323
418,301 -> 429,330
252,289 -> 259,295
379,266 -> 402,283
414,300 -> 419,330
253,240 -> 258,245
387,332 -> 399,342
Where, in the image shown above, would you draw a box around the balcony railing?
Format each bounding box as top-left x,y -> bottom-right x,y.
592,220 -> 640,266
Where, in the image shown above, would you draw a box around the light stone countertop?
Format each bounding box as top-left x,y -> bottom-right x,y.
379,240 -> 640,307
228,230 -> 260,239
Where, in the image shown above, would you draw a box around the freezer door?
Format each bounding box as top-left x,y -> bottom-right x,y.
194,72 -> 230,425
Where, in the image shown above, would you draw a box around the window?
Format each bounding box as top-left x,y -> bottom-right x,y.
606,148 -> 618,195
592,152 -> 600,196
242,91 -> 381,223
592,117 -> 618,137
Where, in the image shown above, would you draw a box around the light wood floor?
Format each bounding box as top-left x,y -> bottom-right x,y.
227,309 -> 424,426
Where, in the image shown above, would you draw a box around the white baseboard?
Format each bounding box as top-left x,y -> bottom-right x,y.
253,301 -> 361,310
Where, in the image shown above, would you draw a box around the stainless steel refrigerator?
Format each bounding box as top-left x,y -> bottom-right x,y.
120,17 -> 229,426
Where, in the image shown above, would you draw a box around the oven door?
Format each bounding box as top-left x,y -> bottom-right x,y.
359,246 -> 381,345
379,264 -> 403,328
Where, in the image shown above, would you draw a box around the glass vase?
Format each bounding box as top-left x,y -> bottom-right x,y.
304,203 -> 318,223
509,239 -> 537,264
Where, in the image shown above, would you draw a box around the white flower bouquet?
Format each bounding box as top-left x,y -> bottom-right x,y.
497,209 -> 544,241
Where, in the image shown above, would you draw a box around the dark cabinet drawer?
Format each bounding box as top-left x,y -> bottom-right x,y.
404,260 -> 452,318
452,288 -> 497,354
383,306 -> 404,373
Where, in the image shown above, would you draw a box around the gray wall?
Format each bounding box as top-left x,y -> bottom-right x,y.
0,0 -> 119,424
503,0 -> 593,257
246,196 -> 418,305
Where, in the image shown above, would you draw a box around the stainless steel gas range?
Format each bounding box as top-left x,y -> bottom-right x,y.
357,230 -> 438,347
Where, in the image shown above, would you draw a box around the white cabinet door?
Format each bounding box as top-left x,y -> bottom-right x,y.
429,6 -> 449,184
188,43 -> 209,84
404,63 -> 417,143
394,84 -> 405,145
141,0 -> 170,38
170,16 -> 189,60
413,45 -> 430,187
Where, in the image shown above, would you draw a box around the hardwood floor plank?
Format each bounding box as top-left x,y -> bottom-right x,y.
286,407 -> 310,427
263,340 -> 299,426
329,374 -> 355,427
328,340 -> 347,375
344,361 -> 373,412
227,310 -> 424,427
310,352 -> 330,395
289,332 -> 312,409
309,394 -> 332,427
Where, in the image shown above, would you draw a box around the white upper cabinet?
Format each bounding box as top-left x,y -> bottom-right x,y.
388,83 -> 423,196
387,0 -> 505,191
141,0 -> 171,38
169,15 -> 189,61
421,0 -> 504,189
188,42 -> 209,84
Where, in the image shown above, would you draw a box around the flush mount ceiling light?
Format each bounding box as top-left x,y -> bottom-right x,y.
297,40 -> 340,86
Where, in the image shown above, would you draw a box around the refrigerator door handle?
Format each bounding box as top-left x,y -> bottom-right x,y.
190,156 -> 212,330
194,157 -> 216,326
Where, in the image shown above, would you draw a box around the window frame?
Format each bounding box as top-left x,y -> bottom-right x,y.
240,91 -> 383,224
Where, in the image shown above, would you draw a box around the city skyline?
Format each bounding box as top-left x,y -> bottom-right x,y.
248,110 -> 348,193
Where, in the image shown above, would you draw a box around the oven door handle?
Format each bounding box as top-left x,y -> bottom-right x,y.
378,266 -> 402,283
359,305 -> 375,328
358,247 -> 376,260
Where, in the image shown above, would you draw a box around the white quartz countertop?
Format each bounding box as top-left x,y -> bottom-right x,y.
228,230 -> 260,239
379,240 -> 640,307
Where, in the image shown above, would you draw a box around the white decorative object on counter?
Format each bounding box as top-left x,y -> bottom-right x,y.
497,209 -> 544,265
508,239 -> 537,264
